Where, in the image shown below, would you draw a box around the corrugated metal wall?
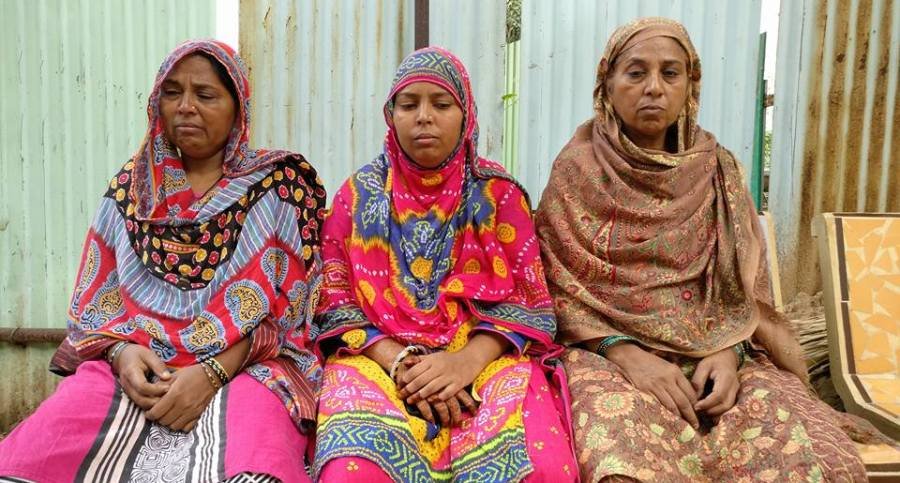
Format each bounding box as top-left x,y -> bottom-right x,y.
239,0 -> 415,198
239,0 -> 507,197
430,0 -> 507,164
0,0 -> 214,432
769,0 -> 900,300
517,0 -> 762,199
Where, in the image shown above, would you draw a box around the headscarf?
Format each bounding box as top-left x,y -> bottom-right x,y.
131,40 -> 296,223
53,39 -> 328,428
316,47 -> 558,354
536,18 -> 790,361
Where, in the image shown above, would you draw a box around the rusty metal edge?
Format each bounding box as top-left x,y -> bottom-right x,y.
0,328 -> 66,345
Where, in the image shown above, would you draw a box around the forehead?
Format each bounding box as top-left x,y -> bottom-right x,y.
395,81 -> 455,97
163,54 -> 221,83
615,36 -> 689,65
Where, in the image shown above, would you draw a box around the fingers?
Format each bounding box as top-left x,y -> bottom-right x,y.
415,400 -> 435,425
670,386 -> 700,429
141,350 -> 172,381
696,373 -> 740,416
409,378 -> 459,404
399,359 -> 429,387
119,376 -> 160,410
691,361 -> 712,395
431,400 -> 450,427
455,390 -> 479,415
168,413 -> 197,433
649,383 -> 698,429
676,374 -> 699,407
445,396 -> 463,427
144,392 -> 174,422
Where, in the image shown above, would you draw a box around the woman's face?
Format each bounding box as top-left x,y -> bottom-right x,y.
391,82 -> 464,169
159,54 -> 237,164
606,36 -> 690,150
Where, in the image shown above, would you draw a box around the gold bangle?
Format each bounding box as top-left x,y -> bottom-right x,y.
203,357 -> 230,386
201,362 -> 223,389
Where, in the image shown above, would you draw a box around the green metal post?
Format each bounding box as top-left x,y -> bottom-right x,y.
751,32 -> 767,209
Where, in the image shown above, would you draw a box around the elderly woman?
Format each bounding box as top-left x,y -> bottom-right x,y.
0,40 -> 325,482
535,18 -> 885,482
312,46 -> 577,482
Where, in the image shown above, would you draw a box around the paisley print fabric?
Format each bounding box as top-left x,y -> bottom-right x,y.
564,349 -> 869,482
535,17 -> 891,481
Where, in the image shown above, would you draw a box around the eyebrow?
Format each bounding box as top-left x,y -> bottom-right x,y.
395,91 -> 456,100
160,78 -> 220,90
620,57 -> 686,67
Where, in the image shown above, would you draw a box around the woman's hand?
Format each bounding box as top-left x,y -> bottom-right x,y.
692,347 -> 740,417
397,355 -> 479,427
113,344 -> 172,410
397,351 -> 481,404
398,332 -> 508,405
605,343 -> 700,428
144,365 -> 217,432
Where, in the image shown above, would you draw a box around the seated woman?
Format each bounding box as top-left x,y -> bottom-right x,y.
0,40 -> 326,483
312,46 -> 577,482
535,17 -> 890,482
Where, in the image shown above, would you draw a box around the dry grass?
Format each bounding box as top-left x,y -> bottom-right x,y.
784,292 -> 843,410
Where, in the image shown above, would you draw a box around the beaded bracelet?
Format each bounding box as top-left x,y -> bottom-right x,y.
203,357 -> 230,387
595,335 -> 636,357
105,341 -> 129,366
201,362 -> 223,390
389,345 -> 426,382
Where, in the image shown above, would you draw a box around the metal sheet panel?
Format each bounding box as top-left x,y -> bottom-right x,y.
517,0 -> 762,200
0,0 -> 215,432
429,0 -> 507,164
239,0 -> 415,197
769,0 -> 900,300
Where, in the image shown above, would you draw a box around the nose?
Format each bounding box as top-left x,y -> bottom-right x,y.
176,93 -> 197,114
644,71 -> 664,97
415,104 -> 433,123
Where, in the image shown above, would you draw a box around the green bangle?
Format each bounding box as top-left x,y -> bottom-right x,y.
732,341 -> 750,368
595,335 -> 636,357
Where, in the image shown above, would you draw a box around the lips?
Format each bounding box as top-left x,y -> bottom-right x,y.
414,133 -> 438,140
638,105 -> 665,112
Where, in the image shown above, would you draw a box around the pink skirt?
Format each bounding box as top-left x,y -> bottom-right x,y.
0,361 -> 311,483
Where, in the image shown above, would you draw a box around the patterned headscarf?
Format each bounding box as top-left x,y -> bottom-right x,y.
593,17 -> 702,155
536,18 -> 782,358
131,39 -> 292,222
316,47 -> 557,352
54,39 -> 328,428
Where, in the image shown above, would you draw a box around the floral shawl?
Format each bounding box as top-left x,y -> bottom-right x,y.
316,47 -> 558,358
51,39 -> 328,429
535,18 -> 780,358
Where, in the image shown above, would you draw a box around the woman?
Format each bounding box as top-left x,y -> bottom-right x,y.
313,46 -> 577,482
535,18 -> 887,482
0,40 -> 326,483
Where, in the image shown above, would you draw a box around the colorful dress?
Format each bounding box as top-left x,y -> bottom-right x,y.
0,40 -> 326,483
535,18 -> 890,482
313,46 -> 577,482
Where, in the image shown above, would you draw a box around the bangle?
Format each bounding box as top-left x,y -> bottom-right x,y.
202,357 -> 230,386
389,345 -> 426,382
106,341 -> 129,365
201,362 -> 223,390
595,335 -> 636,357
732,341 -> 750,368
